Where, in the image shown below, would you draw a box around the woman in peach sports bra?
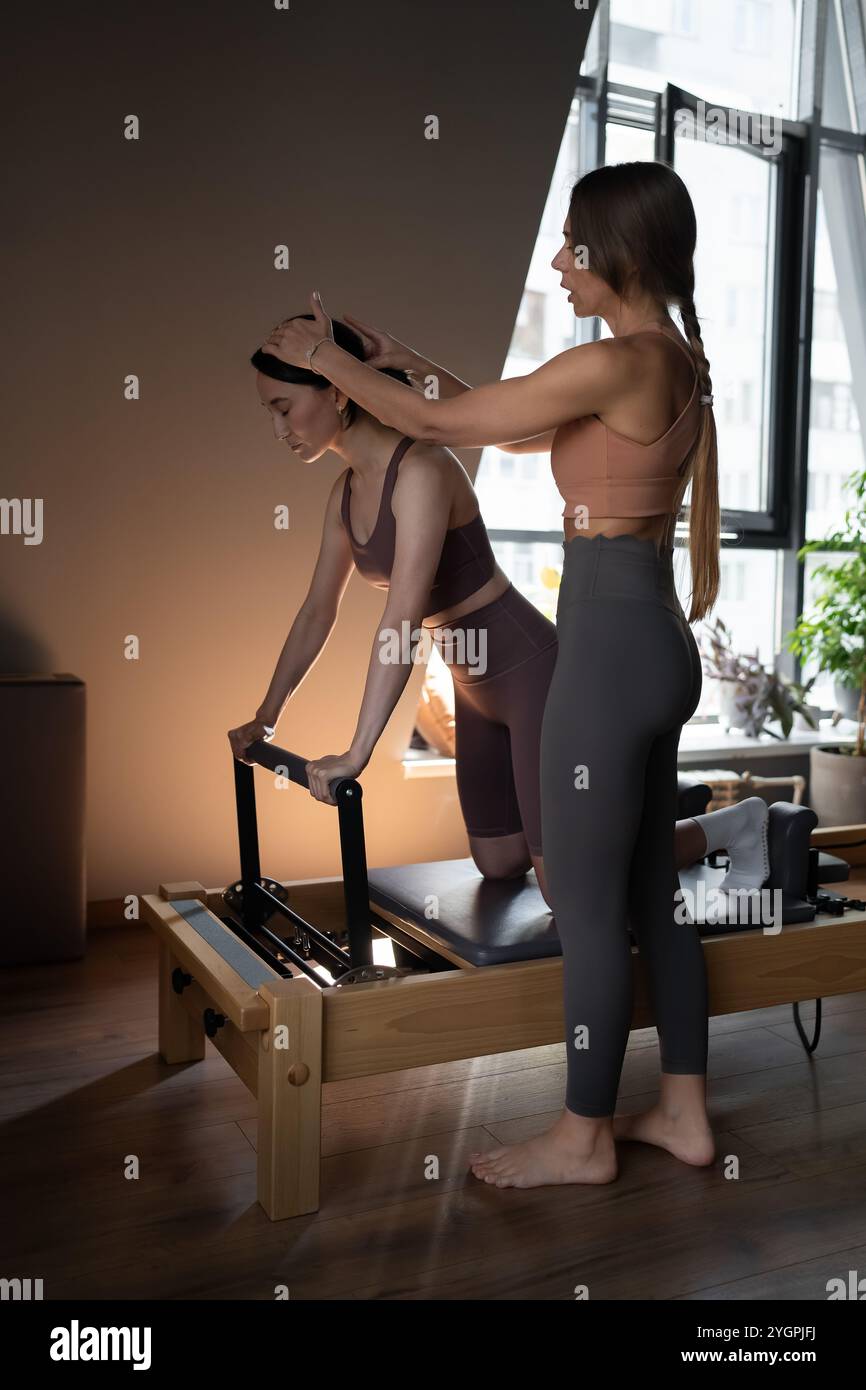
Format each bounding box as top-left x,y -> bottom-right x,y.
262,161 -> 737,1192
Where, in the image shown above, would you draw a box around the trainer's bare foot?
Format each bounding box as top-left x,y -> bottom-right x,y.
468,1109 -> 618,1189
613,1104 -> 715,1166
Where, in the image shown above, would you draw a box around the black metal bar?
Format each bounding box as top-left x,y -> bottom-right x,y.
236,740 -> 374,969
244,738 -> 353,798
249,881 -> 351,969
233,758 -> 262,934
336,781 -> 374,967
219,911 -> 291,977
220,910 -> 333,986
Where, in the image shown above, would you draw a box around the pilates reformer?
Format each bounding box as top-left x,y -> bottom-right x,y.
142,739 -> 866,1220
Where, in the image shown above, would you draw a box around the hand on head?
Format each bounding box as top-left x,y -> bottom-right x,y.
262,290 -> 333,368
342,312 -> 410,372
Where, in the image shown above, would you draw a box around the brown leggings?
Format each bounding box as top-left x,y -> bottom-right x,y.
430,582 -> 558,858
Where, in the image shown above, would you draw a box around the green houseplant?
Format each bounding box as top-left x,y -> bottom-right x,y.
786,466 -> 866,823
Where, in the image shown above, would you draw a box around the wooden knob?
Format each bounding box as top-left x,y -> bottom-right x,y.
287,1063 -> 310,1087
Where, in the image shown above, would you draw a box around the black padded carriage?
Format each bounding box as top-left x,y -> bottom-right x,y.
368,797 -> 826,967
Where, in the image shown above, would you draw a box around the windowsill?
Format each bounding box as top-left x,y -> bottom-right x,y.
402,720 -> 860,779
402,749 -> 459,779
676,718 -> 859,765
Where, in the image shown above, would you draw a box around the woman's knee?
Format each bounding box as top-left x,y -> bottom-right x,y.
469,832 -> 532,881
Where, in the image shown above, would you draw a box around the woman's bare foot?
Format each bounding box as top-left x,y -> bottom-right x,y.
468,1108 -> 618,1189
613,1073 -> 715,1166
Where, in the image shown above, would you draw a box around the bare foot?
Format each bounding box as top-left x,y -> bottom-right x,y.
468,1110 -> 618,1189
613,1104 -> 715,1166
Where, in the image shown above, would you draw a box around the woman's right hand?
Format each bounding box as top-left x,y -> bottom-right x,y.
342,312 -> 420,375
227,717 -> 276,765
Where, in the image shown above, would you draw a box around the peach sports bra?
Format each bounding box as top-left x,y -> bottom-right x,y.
550,322 -> 702,520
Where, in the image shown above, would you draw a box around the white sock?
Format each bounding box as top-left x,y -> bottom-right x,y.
691,796 -> 770,891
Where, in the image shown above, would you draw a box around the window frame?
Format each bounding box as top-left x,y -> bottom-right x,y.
483,0 -> 866,696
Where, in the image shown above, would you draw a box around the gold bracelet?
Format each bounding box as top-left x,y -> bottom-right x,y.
306,337 -> 331,374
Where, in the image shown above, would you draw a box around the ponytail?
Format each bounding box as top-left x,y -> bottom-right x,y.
669,296 -> 720,624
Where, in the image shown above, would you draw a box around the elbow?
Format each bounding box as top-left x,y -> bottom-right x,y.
406,398 -> 443,445
381,600 -> 429,635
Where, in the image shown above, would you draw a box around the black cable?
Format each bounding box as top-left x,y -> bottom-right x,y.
792,999 -> 822,1054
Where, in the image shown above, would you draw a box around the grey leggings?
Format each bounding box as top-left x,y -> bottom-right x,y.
539,533 -> 707,1117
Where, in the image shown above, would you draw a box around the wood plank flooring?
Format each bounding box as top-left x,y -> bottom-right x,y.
1,907 -> 865,1301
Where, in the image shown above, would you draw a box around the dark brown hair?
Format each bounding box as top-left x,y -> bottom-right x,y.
568,160 -> 720,623
250,315 -> 410,428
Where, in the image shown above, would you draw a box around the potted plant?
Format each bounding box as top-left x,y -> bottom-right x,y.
786,467 -> 866,825
700,616 -> 819,739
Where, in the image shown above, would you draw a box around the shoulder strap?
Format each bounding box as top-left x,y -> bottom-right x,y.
381,436 -> 416,509
340,438 -> 416,545
339,467 -> 353,528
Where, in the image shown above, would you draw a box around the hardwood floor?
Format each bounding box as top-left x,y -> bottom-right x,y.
1,920 -> 865,1301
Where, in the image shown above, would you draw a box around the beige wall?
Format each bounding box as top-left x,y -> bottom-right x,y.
2,0 -> 594,908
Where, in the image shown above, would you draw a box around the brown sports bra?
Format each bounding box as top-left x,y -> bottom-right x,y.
340,436 -> 497,610
551,322 -> 702,520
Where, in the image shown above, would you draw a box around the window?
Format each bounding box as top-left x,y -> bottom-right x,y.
674,124 -> 775,516
672,0 -> 698,40
511,290 -> 545,361
812,289 -> 843,342
807,176 -> 866,540
470,0 -> 866,734
729,191 -> 766,242
608,0 -> 796,116
733,1 -> 773,57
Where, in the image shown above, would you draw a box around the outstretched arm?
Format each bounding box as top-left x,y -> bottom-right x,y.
341,311 -> 554,451
262,292 -> 627,449
254,477 -> 355,725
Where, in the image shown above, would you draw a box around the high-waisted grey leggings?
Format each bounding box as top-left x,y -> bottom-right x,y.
539,533 -> 707,1117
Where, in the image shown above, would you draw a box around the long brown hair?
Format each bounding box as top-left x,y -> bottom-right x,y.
568,160 -> 720,623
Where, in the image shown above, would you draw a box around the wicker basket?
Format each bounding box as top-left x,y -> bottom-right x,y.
686,768 -> 806,813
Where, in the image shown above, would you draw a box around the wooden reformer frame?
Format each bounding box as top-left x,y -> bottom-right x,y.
141,741 -> 866,1220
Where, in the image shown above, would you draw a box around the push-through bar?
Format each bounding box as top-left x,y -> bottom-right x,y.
232,739 -> 374,969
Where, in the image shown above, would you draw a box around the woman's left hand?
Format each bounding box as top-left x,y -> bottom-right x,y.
305,750 -> 365,805
262,290 -> 334,369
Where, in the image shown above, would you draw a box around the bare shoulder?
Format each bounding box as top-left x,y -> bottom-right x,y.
396,440 -> 459,487
617,328 -> 693,382
391,439 -> 463,516
552,334 -> 636,385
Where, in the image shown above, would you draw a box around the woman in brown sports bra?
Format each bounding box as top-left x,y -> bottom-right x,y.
230,314 -> 561,906
229,315 -> 763,918
260,161 -> 735,1194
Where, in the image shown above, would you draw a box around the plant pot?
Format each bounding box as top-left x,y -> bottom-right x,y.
716,679 -> 767,737
809,744 -> 866,826
717,681 -> 738,730
834,680 -> 861,722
